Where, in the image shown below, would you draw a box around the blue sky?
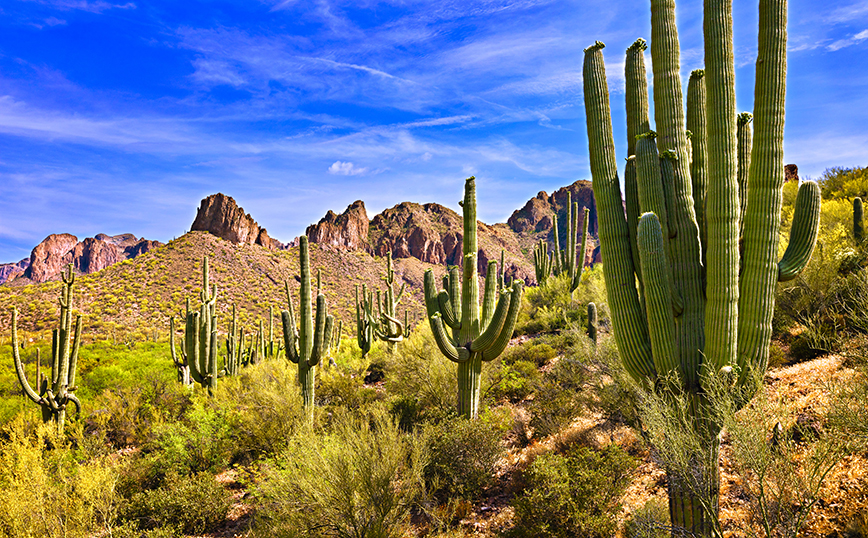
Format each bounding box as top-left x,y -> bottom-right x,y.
0,0 -> 866,262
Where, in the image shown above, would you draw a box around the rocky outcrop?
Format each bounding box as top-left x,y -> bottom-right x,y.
191,193 -> 280,250
25,233 -> 79,283
306,201 -> 369,250
508,180 -> 597,236
0,258 -> 30,284
785,164 -> 799,182
18,233 -> 163,283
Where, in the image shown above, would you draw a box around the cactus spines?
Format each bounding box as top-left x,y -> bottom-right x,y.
12,264 -> 82,432
855,197 -> 864,243
282,236 -> 334,414
424,177 -> 524,419
583,0 -> 820,533
587,302 -> 598,345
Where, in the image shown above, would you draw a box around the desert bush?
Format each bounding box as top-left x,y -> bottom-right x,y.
508,444 -> 636,538
504,341 -> 557,366
253,408 -> 425,538
317,367 -> 380,409
486,360 -> 540,402
385,323 -> 458,424
422,415 -> 505,502
122,471 -> 229,534
817,165 -> 868,200
209,359 -> 306,460
0,417 -> 121,538
528,357 -> 589,439
623,498 -> 670,538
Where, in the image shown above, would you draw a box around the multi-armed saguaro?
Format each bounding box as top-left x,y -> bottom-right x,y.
13,264 -> 82,432
175,256 -> 221,393
424,177 -> 524,419
282,236 -> 334,414
533,192 -> 590,292
355,252 -> 406,354
355,284 -> 375,357
583,0 -> 820,533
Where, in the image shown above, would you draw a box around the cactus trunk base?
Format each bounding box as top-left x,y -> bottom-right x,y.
457,356 -> 483,419
667,437 -> 720,538
299,363 -> 315,415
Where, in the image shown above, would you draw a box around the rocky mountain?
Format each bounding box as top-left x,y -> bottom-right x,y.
1,233 -> 162,285
191,193 -> 282,250
305,179 -> 600,283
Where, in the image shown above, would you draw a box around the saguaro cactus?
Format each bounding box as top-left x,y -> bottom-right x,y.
855,197 -> 863,243
169,309 -> 192,385
587,302 -> 598,345
535,193 -> 590,292
12,264 -> 82,432
533,239 -> 553,285
424,177 -> 524,419
355,284 -> 376,357
282,236 -> 334,414
582,0 -> 820,533
376,251 -> 406,352
181,256 -> 221,393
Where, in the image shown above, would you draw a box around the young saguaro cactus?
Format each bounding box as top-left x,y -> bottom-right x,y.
282,236 -> 334,414
169,308 -> 192,385
355,284 -> 376,357
854,197 -> 863,243
533,239 -> 553,285
583,0 -> 821,533
424,177 -> 524,419
587,302 -> 598,345
12,264 -> 82,432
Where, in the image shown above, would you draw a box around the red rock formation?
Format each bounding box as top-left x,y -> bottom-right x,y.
191,193 -> 279,249
0,258 -> 30,284
25,234 -> 79,283
305,200 -> 369,250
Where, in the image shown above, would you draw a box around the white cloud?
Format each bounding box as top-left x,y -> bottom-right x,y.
827,29 -> 868,51
327,160 -> 367,175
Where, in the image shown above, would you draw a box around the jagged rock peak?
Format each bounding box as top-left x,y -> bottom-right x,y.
191,193 -> 280,250
14,233 -> 162,284
306,200 -> 369,251
508,180 -> 597,236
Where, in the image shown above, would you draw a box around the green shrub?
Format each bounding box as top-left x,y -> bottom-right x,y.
253,408 -> 425,538
487,360 -> 541,402
122,472 -> 229,534
209,359 -> 306,460
623,498 -> 670,538
422,415 -> 505,502
505,341 -> 558,367
509,445 -> 636,538
528,358 -> 589,439
317,367 -> 380,409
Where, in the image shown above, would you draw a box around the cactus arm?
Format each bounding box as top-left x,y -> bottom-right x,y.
282,310 -> 300,364
481,281 -> 523,362
481,260 -> 498,329
469,287 -> 511,352
778,181 -> 821,282
447,266 -> 462,324
650,0 -> 706,387
208,328 -> 218,386
430,314 -> 469,363
12,308 -> 43,405
437,291 -> 461,330
187,312 -> 206,385
170,317 -> 184,368
67,315 -> 82,389
737,113 -> 754,236
423,270 -> 441,319
552,211 -> 562,276
498,250 -> 505,290
703,0 -> 740,375
573,206 -> 590,291
625,38 -> 651,297
66,393 -> 81,418
568,194 -> 577,281
687,69 -> 708,265
854,197 -> 864,243
737,0 -> 789,384
636,132 -> 672,247
638,213 -> 676,377
309,294 -> 327,367
584,42 -> 655,382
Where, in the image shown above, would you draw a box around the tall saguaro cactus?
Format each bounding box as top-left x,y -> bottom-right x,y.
424,177 -> 524,419
582,0 -> 821,534
355,284 -> 376,357
281,236 -> 334,414
180,256 -> 221,394
12,264 -> 82,432
534,193 -> 590,292
376,251 -> 406,352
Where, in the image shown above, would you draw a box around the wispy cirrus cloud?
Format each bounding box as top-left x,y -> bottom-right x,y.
827,29 -> 868,51
24,0 -> 136,13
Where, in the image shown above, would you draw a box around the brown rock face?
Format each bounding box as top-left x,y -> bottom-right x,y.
0,258 -> 30,284
785,164 -> 799,182
306,201 -> 369,250
508,180 -> 597,237
191,193 -> 279,250
25,233 -> 80,283
20,233 -> 163,283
